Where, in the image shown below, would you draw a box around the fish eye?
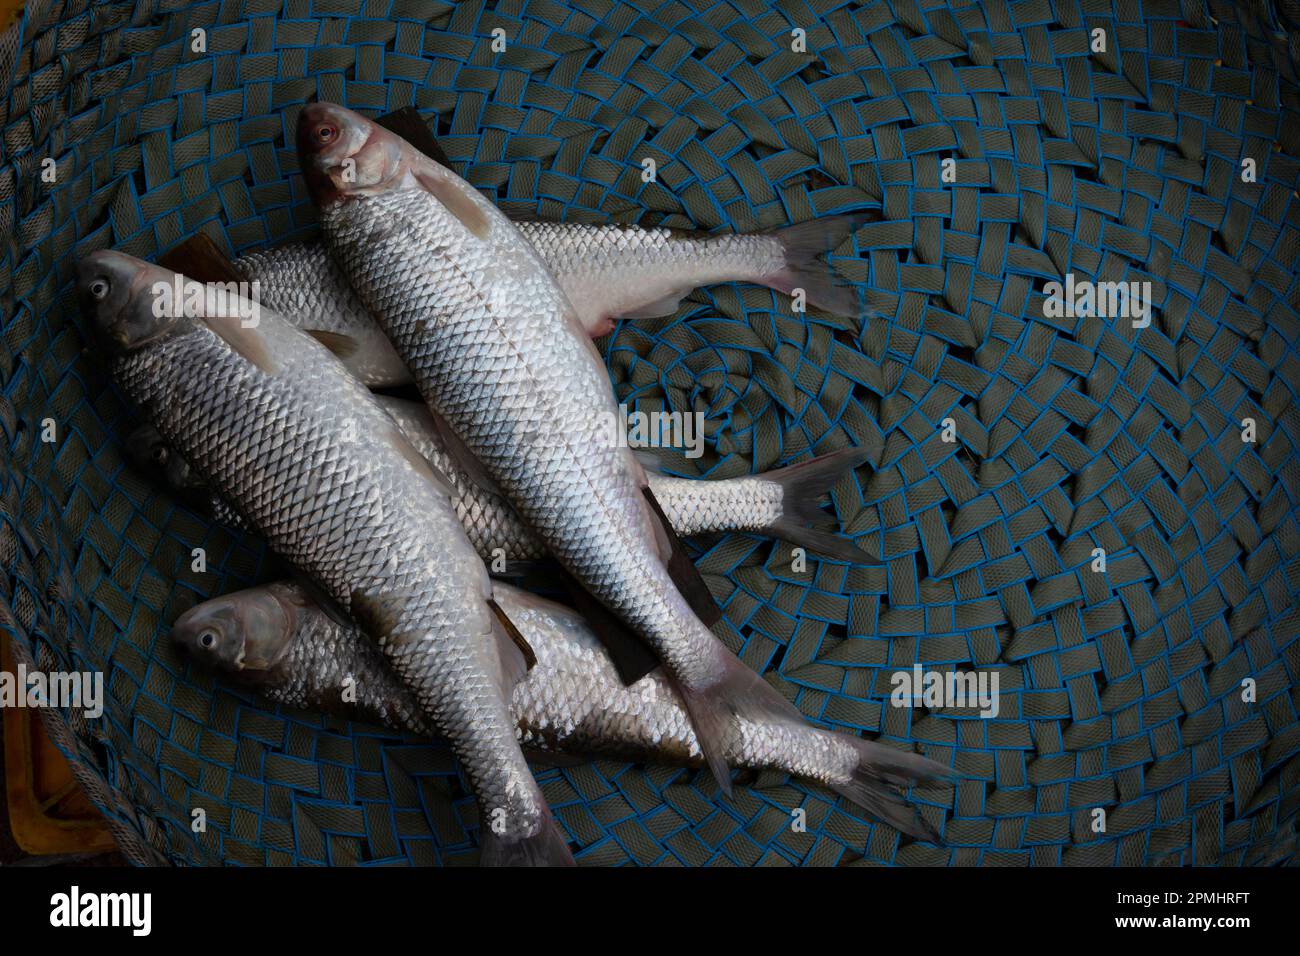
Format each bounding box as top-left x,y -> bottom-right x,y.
315,124 -> 337,144
197,628 -> 219,649
150,445 -> 168,464
89,277 -> 110,300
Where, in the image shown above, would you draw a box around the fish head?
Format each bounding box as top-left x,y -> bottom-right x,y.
171,584 -> 300,676
297,102 -> 403,205
77,250 -> 190,355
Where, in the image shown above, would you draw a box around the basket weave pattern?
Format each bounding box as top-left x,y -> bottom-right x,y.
0,0 -> 1298,865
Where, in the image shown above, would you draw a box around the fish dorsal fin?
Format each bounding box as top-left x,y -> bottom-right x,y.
200,314 -> 277,375
642,487 -> 723,628
377,107 -> 454,168
304,329 -> 360,358
383,423 -> 458,499
487,598 -> 535,695
158,232 -> 244,286
423,406 -> 505,498
410,159 -> 492,240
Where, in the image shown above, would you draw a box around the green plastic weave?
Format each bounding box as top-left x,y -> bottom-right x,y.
0,0 -> 1298,866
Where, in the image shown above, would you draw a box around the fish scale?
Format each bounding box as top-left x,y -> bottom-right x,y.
324,183 -> 720,687
85,251 -> 564,862
181,582 -> 863,788
511,220 -> 784,324
301,103 -> 867,792
230,225 -> 785,387
131,399 -> 794,563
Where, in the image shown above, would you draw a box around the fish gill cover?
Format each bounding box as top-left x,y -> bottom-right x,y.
0,0 -> 1298,866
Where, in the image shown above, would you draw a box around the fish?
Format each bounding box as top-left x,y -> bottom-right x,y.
297,102 -> 847,791
229,219 -> 875,386
78,250 -> 572,866
124,401 -> 878,564
174,581 -> 952,841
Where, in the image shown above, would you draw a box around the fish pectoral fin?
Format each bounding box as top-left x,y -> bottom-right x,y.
287,570 -> 351,629
487,599 -> 535,693
303,328 -> 361,359
426,407 -> 505,498
383,423 -> 458,499
642,487 -> 723,628
619,287 -> 693,319
200,314 -> 277,375
411,163 -> 492,240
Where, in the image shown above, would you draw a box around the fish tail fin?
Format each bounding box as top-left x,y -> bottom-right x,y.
479,812 -> 575,867
828,736 -> 955,841
762,212 -> 879,318
759,446 -> 882,564
679,649 -> 808,798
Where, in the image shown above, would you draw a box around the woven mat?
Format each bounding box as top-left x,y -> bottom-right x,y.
1,0 -> 1298,866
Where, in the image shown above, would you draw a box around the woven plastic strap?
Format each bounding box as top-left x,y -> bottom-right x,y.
0,0 -> 1297,866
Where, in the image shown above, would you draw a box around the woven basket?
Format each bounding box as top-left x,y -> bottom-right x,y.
2,0 -> 1298,866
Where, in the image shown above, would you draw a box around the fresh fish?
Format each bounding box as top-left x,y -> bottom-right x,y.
174,581 -> 951,840
124,403 -> 875,564
230,242 -> 410,386
230,218 -> 873,386
298,102 -> 845,790
78,251 -> 571,866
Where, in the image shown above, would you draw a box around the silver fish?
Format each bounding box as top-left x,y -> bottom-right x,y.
78,251 -> 571,865
298,102 -> 846,790
174,581 -> 951,841
230,220 -> 872,386
125,405 -> 872,563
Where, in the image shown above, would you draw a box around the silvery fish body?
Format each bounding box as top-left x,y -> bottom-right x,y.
300,103 -> 802,788
126,404 -> 872,567
230,213 -> 867,387
79,251 -> 570,865
374,396 -> 786,561
231,242 -> 409,386
511,220 -> 782,334
174,581 -> 949,839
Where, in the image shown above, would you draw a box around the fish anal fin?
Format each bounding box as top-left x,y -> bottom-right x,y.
677,649 -> 806,798
554,566 -> 660,686
487,598 -> 536,672
643,487 -> 723,627
620,287 -> 692,319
